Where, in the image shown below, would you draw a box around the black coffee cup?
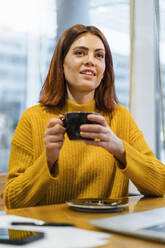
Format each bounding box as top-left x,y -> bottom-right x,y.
62,112 -> 99,140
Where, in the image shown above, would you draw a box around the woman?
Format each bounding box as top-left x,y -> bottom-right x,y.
4,24 -> 165,209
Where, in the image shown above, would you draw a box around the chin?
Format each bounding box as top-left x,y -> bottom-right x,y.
79,82 -> 100,91
80,86 -> 97,93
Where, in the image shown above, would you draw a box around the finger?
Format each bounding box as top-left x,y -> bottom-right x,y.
87,114 -> 107,126
45,141 -> 64,149
80,130 -> 109,142
80,131 -> 102,140
84,139 -> 105,147
47,118 -> 63,128
46,123 -> 65,135
80,124 -> 105,133
58,114 -> 64,119
45,133 -> 65,143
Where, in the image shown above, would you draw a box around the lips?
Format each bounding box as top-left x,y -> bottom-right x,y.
80,69 -> 96,76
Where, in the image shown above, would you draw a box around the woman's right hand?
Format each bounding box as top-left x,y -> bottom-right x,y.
44,116 -> 65,169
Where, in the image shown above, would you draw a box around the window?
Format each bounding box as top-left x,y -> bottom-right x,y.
89,0 -> 130,108
159,0 -> 165,162
0,0 -> 56,172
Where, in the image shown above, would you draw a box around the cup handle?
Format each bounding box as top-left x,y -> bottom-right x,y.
60,117 -> 66,128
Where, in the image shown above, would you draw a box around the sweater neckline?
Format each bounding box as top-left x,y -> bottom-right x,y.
63,99 -> 96,113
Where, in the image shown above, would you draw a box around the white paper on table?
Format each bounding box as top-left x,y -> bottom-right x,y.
0,215 -> 110,248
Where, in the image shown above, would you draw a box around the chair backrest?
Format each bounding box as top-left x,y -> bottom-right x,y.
0,173 -> 7,210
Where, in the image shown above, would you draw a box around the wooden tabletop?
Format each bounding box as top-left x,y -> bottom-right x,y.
6,196 -> 165,248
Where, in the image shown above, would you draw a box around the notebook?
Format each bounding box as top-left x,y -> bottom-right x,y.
91,207 -> 165,244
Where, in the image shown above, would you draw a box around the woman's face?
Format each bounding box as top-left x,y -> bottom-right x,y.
63,33 -> 106,97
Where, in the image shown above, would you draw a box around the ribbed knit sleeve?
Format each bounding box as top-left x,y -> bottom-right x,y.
123,141 -> 165,196
4,107 -> 54,208
115,105 -> 165,196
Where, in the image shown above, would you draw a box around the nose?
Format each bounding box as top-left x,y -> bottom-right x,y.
85,53 -> 95,66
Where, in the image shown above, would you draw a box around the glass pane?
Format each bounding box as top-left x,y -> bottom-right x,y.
89,0 -> 130,108
159,0 -> 165,163
0,0 -> 57,172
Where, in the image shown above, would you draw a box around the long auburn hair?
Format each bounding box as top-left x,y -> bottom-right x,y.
39,24 -> 119,112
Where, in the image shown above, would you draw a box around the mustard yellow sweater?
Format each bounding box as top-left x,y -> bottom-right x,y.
4,100 -> 165,208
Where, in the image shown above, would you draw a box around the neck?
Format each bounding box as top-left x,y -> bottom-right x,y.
67,87 -> 95,104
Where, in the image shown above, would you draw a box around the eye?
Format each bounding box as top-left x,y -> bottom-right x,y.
74,50 -> 85,56
96,53 -> 105,59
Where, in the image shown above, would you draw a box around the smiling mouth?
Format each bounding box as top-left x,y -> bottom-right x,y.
80,70 -> 96,76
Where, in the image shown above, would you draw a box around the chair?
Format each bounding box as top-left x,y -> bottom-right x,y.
0,173 -> 7,210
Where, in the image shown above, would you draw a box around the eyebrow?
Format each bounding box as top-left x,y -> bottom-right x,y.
72,46 -> 105,52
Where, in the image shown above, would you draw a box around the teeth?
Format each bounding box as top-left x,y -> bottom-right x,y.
82,71 -> 94,75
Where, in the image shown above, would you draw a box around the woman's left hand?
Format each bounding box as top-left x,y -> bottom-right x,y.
80,114 -> 126,165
